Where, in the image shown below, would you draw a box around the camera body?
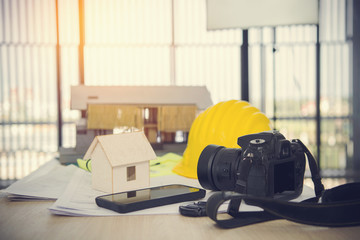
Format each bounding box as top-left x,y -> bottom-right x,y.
197,131 -> 306,199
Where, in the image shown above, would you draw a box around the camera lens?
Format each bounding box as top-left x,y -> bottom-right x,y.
197,144 -> 242,191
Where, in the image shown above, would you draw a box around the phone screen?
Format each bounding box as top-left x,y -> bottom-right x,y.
98,185 -> 202,204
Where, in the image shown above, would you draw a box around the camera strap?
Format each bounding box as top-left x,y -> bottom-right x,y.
205,139 -> 360,228
206,182 -> 360,228
292,139 -> 324,198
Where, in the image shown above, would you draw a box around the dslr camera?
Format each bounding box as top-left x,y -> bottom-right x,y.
197,130 -> 306,199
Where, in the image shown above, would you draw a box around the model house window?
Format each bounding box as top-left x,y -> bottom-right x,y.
127,191 -> 137,198
127,166 -> 136,182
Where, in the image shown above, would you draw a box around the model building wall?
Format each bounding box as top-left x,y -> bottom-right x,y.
86,104 -> 197,143
87,104 -> 144,130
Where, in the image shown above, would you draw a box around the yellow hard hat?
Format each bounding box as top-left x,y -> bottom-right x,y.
172,100 -> 271,179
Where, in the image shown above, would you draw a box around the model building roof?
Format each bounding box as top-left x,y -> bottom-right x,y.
71,85 -> 213,110
83,131 -> 156,167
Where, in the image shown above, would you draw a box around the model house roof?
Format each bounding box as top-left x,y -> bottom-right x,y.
83,131 -> 156,167
71,85 -> 213,110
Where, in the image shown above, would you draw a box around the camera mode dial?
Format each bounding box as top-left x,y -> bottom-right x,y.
249,139 -> 266,146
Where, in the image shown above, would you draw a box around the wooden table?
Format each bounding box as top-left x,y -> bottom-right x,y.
1,197 -> 359,240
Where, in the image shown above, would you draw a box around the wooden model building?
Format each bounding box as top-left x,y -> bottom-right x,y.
84,131 -> 156,193
59,85 -> 212,164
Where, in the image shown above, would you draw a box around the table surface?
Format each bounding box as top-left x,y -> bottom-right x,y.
1,197 -> 360,240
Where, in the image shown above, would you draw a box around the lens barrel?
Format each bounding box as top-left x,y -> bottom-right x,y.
197,144 -> 242,191
197,145 -> 224,191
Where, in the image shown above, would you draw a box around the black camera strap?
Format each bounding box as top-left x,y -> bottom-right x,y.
292,139 -> 324,198
205,139 -> 360,228
206,182 -> 360,228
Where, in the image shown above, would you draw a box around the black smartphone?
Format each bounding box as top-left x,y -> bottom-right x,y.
95,184 -> 206,213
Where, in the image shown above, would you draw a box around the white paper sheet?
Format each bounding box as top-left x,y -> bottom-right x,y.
1,159 -> 316,217
48,168 -> 216,216
48,167 -> 315,217
3,160 -> 77,200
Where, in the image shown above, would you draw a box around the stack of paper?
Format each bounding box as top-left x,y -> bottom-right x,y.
3,160 -> 77,201
2,159 -> 219,216
49,168 -> 208,216
1,159 -> 315,216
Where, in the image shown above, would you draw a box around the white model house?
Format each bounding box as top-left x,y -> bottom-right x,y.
83,131 -> 156,193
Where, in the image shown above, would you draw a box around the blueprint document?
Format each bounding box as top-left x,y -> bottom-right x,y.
48,168 -> 315,217
1,159 -> 315,216
48,167 -> 213,216
2,160 -> 77,201
1,159 -> 215,216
